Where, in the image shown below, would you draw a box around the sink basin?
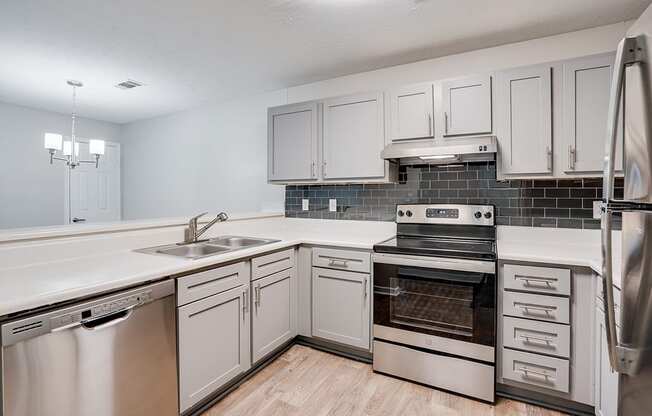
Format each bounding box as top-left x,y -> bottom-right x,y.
135,235 -> 280,260
155,243 -> 230,259
208,236 -> 276,248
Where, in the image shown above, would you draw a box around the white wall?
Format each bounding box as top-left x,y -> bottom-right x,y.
118,90 -> 287,220
0,101 -> 121,229
286,21 -> 630,102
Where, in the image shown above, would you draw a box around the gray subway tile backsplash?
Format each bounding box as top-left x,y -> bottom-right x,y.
284,161 -> 623,229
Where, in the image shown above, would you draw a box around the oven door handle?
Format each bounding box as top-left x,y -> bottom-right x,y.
372,252 -> 495,274
373,286 -> 402,297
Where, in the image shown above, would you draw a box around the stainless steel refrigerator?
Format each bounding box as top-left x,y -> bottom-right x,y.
602,3 -> 652,416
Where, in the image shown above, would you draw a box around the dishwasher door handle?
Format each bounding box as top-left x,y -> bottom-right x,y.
81,307 -> 135,331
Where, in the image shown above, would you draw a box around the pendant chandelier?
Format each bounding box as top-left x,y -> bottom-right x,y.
43,80 -> 105,168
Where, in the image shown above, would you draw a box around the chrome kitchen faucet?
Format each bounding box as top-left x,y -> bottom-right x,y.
183,212 -> 228,244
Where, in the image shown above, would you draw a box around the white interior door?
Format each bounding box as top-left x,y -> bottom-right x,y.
67,139 -> 121,224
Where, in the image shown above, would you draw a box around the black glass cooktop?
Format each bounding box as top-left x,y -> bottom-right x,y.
373,235 -> 496,260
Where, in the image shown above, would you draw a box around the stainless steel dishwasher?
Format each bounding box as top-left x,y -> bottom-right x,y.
1,280 -> 178,416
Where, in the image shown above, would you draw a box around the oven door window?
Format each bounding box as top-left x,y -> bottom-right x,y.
374,263 -> 495,346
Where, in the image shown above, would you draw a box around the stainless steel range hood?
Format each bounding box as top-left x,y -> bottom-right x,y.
381,135 -> 497,165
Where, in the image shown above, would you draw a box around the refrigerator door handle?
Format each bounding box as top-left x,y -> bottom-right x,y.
601,36 -> 646,375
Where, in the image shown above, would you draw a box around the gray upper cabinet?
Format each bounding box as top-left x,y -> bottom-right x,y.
251,268 -> 297,363
268,102 -> 319,182
178,285 -> 250,413
387,83 -> 434,141
496,64 -> 553,175
322,92 -> 386,180
563,53 -> 623,174
440,74 -> 492,136
312,266 -> 370,349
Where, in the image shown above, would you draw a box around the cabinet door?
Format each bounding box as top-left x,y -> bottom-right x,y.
496,65 -> 553,175
323,92 -> 385,180
268,102 -> 319,182
312,267 -> 370,349
251,268 -> 297,363
388,83 -> 434,141
178,285 -> 250,413
595,304 -> 619,416
441,75 -> 492,136
563,54 -> 623,173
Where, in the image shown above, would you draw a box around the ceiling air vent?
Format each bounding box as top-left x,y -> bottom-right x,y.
115,79 -> 144,90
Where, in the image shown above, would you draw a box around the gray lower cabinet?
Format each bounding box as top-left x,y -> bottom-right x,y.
312,266 -> 370,349
498,261 -> 595,407
251,267 -> 297,363
178,284 -> 251,413
594,282 -> 620,416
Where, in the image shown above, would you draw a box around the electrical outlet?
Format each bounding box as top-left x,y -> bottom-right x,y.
329,199 -> 337,212
302,199 -> 309,211
593,200 -> 602,219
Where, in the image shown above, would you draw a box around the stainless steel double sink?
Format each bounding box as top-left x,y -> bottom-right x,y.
136,236 -> 280,260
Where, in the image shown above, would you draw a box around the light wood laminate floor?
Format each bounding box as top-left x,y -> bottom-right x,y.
203,345 -> 568,416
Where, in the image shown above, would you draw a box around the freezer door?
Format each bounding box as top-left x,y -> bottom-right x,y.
618,210 -> 652,416
623,8 -> 652,203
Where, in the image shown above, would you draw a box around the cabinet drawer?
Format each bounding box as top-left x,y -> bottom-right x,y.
502,348 -> 569,393
312,247 -> 371,273
503,264 -> 571,296
503,291 -> 570,324
503,316 -> 570,358
177,262 -> 249,306
251,249 -> 295,281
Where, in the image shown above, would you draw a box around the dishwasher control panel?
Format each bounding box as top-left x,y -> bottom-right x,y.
50,291 -> 152,330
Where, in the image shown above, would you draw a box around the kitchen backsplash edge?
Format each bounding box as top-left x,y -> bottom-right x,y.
284,161 -> 623,230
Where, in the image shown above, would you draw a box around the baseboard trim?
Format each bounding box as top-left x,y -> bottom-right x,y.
295,335 -> 372,363
496,384 -> 594,416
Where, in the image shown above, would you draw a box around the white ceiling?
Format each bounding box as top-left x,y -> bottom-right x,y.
0,0 -> 649,124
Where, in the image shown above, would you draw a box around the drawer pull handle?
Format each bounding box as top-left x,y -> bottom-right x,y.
328,258 -> 350,268
515,275 -> 557,288
519,334 -> 554,346
516,303 -> 556,317
518,366 -> 554,382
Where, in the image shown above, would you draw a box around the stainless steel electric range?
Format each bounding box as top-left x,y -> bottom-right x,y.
372,204 -> 496,403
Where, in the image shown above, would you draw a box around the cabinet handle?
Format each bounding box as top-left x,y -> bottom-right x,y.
516,303 -> 556,317
311,162 -> 316,178
363,276 -> 368,299
255,284 -> 261,308
241,289 -> 247,320
444,112 -> 449,135
322,162 -> 327,178
328,258 -> 349,268
514,275 -> 557,289
517,366 -> 553,381
568,145 -> 576,170
518,333 -> 555,346
428,113 -> 432,136
546,146 -> 552,171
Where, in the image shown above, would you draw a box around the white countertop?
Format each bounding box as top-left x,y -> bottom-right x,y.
0,217 -> 395,317
0,218 -> 623,318
497,226 -> 622,288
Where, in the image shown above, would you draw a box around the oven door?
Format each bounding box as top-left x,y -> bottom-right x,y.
373,253 -> 496,360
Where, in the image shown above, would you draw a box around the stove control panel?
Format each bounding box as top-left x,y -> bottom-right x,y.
426,208 -> 459,219
396,204 -> 494,226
